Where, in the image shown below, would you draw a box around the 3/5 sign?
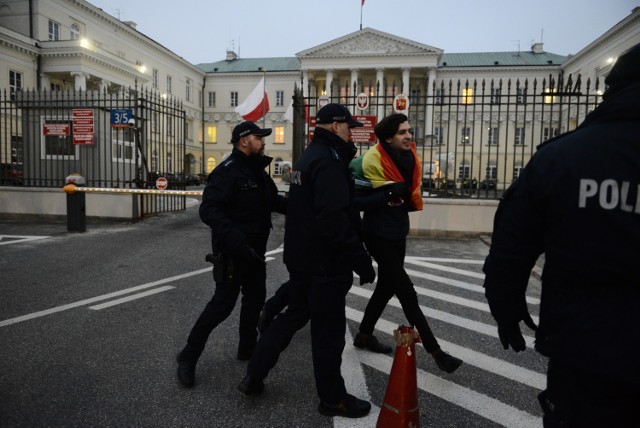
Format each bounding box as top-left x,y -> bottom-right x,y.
110,108 -> 134,128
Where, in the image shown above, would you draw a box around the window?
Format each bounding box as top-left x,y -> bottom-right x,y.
490,88 -> 501,105
274,126 -> 285,143
111,131 -> 135,163
410,89 -> 420,105
50,82 -> 62,91
410,127 -> 421,144
230,91 -> 238,107
70,23 -> 80,40
48,20 -> 60,40
516,88 -> 527,104
151,150 -> 159,171
486,162 -> 497,179
513,163 -> 523,180
435,88 -> 445,104
461,88 -> 473,104
432,127 -> 443,145
9,70 -> 23,100
166,75 -> 172,94
207,126 -> 217,143
208,91 -> 216,107
207,156 -> 216,173
273,157 -> 284,175
152,69 -> 159,88
542,127 -> 559,142
544,88 -> 557,104
460,127 -> 471,145
514,127 -> 526,145
186,80 -> 191,102
458,160 -> 471,179
488,127 -> 499,145
276,90 -> 284,107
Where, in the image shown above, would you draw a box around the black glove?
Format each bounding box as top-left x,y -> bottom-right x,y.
490,294 -> 537,352
353,253 -> 376,285
383,182 -> 409,202
237,244 -> 265,266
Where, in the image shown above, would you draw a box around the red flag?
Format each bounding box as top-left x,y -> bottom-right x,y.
235,77 -> 270,122
361,0 -> 365,5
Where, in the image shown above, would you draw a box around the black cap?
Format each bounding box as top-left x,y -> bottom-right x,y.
605,42 -> 640,89
231,121 -> 272,143
316,103 -> 364,128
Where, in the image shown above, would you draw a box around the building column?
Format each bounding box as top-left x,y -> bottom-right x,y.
402,67 -> 411,95
425,67 -> 437,143
40,74 -> 50,91
71,72 -> 88,91
97,79 -> 111,93
302,70 -> 309,97
350,69 -> 359,113
325,69 -> 333,98
376,68 -> 385,121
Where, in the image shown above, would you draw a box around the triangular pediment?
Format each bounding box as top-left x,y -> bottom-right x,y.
297,28 -> 442,58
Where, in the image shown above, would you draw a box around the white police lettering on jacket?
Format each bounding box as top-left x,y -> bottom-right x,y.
578,178 -> 640,213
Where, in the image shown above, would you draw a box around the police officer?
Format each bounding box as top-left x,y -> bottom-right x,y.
238,104 -> 376,419
176,121 -> 287,388
483,42 -> 640,427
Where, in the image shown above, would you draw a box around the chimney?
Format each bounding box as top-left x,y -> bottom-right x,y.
122,21 -> 137,30
226,50 -> 238,61
531,42 -> 544,54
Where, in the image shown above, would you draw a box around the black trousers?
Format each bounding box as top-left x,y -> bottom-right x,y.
359,235 -> 440,352
263,279 -> 292,317
247,270 -> 352,405
181,257 -> 266,362
539,359 -> 638,427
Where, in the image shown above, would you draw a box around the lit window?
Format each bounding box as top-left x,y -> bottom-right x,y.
461,88 -> 473,104
275,126 -> 285,144
207,126 -> 217,143
207,156 -> 216,173
544,88 -> 557,104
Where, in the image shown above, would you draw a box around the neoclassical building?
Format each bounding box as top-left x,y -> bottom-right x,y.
1,0 -> 638,184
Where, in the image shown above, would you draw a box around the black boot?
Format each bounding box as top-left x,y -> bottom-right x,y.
432,349 -> 463,373
353,332 -> 393,354
238,374 -> 264,395
176,353 -> 196,388
318,393 -> 371,418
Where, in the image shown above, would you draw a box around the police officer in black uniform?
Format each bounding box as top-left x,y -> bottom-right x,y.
176,121 -> 287,388
483,42 -> 640,427
238,104 -> 376,419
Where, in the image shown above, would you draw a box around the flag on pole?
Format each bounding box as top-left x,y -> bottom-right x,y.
235,77 -> 270,122
283,101 -> 294,123
361,0 -> 365,6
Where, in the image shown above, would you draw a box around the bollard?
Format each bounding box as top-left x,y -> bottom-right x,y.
64,174 -> 86,232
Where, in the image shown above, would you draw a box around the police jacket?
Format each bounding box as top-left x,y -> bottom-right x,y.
283,127 -> 369,275
483,79 -> 640,382
200,147 -> 287,256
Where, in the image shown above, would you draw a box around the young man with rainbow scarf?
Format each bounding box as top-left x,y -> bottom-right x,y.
350,113 -> 463,373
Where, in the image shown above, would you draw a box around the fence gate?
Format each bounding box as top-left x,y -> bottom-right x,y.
0,85 -> 187,216
293,73 -> 603,199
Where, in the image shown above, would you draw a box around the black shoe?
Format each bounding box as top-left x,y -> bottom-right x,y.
432,349 -> 463,373
353,333 -> 393,354
318,394 -> 371,418
238,374 -> 264,395
257,310 -> 274,333
176,354 -> 196,388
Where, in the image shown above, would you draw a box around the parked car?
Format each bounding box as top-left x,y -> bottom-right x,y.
176,173 -> 201,186
0,163 -> 24,185
479,179 -> 497,190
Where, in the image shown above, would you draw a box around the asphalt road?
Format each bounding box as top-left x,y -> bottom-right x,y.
0,201 -> 546,427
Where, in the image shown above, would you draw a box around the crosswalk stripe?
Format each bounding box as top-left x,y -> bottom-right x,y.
405,258 -> 486,279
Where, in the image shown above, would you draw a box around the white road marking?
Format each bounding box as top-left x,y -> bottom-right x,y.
0,235 -> 49,246
88,286 -> 175,310
405,257 -> 485,279
0,267 -> 211,327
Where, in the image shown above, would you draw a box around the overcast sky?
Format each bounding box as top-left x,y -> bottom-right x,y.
88,0 -> 638,65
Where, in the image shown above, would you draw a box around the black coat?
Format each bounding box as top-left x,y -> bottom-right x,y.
199,147 -> 287,256
483,81 -> 640,382
283,127 -> 368,275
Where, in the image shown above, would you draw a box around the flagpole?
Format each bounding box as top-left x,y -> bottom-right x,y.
360,0 -> 364,30
259,67 -> 266,128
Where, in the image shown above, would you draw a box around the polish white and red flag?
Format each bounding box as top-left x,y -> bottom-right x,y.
235,77 -> 270,122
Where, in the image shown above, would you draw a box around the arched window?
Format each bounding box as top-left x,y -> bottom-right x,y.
70,23 -> 80,40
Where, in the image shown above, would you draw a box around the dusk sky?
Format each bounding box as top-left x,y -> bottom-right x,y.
88,0 -> 638,64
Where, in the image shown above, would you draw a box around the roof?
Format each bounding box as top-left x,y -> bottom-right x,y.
196,57 -> 301,73
439,51 -> 567,67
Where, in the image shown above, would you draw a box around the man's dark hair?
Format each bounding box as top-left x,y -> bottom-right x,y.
374,113 -> 409,142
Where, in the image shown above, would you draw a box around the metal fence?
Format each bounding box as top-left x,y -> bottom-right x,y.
294,73 -> 604,198
0,86 -> 187,215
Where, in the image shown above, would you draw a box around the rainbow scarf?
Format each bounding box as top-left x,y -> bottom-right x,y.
360,142 -> 423,211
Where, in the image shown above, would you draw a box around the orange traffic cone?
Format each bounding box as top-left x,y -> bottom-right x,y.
376,325 -> 421,428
